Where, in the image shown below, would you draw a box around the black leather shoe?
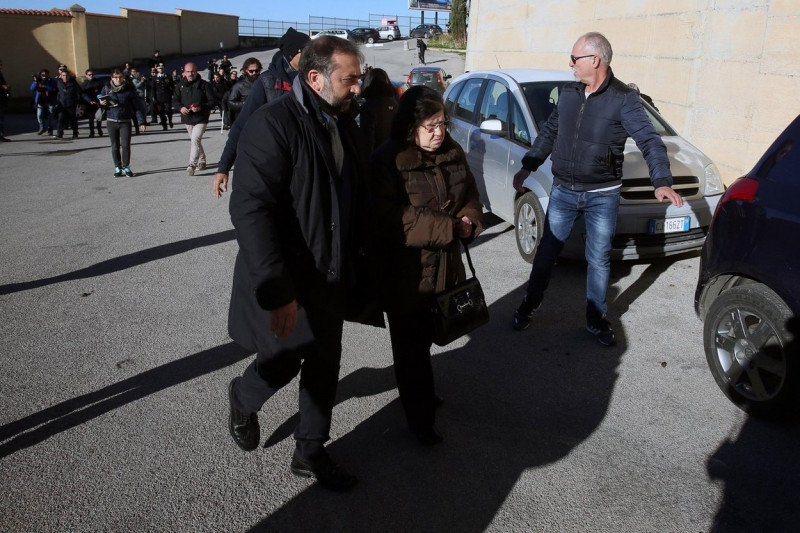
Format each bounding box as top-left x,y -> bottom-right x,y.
228,378 -> 259,451
290,452 -> 357,491
412,426 -> 443,446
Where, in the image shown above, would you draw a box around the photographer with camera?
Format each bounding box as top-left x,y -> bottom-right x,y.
30,68 -> 58,136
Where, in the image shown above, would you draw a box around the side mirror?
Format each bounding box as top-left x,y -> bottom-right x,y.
444,74 -> 452,80
479,118 -> 507,137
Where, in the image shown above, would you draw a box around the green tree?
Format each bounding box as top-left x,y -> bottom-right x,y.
449,0 -> 467,44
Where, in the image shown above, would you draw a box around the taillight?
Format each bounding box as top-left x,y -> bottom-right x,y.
437,72 -> 443,84
406,73 -> 412,85
711,177 -> 759,219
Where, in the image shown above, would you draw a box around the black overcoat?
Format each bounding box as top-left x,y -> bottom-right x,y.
228,77 -> 380,352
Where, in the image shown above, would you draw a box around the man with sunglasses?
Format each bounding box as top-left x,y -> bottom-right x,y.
511,32 -> 683,346
225,57 -> 262,130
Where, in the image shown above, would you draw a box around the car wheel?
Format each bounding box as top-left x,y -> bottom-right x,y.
703,284 -> 797,419
514,192 -> 545,264
367,37 -> 375,44
387,35 -> 394,41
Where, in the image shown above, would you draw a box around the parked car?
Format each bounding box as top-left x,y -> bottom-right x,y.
441,69 -> 725,262
350,27 -> 381,44
377,24 -> 401,41
694,114 -> 800,420
410,23 -> 444,38
404,66 -> 452,95
311,29 -> 354,42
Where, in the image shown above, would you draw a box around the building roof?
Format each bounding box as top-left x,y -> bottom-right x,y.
0,8 -> 72,17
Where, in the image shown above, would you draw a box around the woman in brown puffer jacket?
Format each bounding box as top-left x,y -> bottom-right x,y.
369,85 -> 484,446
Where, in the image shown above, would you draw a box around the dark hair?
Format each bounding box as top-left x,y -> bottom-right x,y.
361,68 -> 395,100
390,85 -> 447,146
299,35 -> 363,80
242,57 -> 262,71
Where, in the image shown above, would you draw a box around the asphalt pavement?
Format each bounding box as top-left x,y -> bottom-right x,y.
1,41 -> 799,532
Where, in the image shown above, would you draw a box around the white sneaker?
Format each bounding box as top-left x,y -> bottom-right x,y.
186,165 -> 195,176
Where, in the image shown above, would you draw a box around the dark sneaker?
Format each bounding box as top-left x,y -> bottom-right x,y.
586,316 -> 617,347
113,167 -> 123,178
512,298 -> 539,331
122,167 -> 134,177
290,451 -> 357,491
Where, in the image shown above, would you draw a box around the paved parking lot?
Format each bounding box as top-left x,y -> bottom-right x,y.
1,42 -> 799,532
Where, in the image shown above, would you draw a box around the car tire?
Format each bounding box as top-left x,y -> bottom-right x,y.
703,284 -> 798,419
514,192 -> 545,264
367,37 -> 375,44
387,35 -> 394,41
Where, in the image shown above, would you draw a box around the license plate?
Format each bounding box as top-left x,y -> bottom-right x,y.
649,216 -> 690,234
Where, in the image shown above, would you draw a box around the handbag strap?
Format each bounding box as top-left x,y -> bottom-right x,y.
461,240 -> 478,279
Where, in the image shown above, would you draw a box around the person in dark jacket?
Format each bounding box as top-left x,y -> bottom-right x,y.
212,27 -> 310,197
172,62 -> 216,175
358,67 -> 398,154
511,32 -> 684,346
209,71 -> 229,124
370,85 -> 483,446
30,68 -> 58,136
226,35 -> 370,491
417,38 -> 427,65
55,69 -> 94,139
226,57 -> 262,129
150,62 -> 174,130
81,69 -> 105,137
0,59 -> 9,141
99,69 -> 147,177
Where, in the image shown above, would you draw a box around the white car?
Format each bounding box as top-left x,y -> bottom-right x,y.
311,29 -> 354,42
377,25 -> 401,41
442,69 -> 725,262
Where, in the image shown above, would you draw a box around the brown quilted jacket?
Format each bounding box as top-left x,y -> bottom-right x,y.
369,135 -> 484,314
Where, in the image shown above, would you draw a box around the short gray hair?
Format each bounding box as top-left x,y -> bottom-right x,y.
582,32 -> 613,66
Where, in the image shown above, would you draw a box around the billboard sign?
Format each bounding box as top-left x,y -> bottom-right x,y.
408,0 -> 452,13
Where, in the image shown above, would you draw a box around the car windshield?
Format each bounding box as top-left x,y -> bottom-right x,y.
520,81 -> 676,135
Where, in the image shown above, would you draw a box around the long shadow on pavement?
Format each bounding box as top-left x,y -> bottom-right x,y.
249,258 -> 630,531
0,341 -> 251,458
0,229 -> 235,295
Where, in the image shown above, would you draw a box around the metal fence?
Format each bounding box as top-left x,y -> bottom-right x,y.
239,13 -> 450,39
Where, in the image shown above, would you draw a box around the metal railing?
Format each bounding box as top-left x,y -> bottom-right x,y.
238,13 -> 450,39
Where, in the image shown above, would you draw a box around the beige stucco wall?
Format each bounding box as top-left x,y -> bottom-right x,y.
176,9 -> 238,55
0,6 -> 239,97
0,11 -> 75,89
465,0 -> 800,185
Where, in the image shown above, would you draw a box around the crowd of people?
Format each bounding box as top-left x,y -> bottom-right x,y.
7,30 -> 684,494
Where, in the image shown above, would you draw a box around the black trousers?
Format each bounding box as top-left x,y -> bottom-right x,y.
107,120 -> 132,167
57,105 -> 78,137
387,308 -> 436,431
233,305 -> 344,459
153,101 -> 172,128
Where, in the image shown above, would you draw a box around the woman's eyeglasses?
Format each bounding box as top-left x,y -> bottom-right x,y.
419,121 -> 449,134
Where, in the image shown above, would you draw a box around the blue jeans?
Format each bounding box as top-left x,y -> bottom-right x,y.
524,183 -> 620,322
36,104 -> 56,133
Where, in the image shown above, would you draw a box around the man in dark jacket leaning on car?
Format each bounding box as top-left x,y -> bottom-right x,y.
511,31 -> 684,346
225,35 -> 375,491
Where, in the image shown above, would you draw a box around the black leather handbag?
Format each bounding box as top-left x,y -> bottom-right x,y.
431,241 -> 490,346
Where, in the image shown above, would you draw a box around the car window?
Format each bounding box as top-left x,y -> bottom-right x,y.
510,98 -> 531,146
444,80 -> 463,112
454,78 -> 484,122
478,80 -> 509,124
521,81 -> 562,131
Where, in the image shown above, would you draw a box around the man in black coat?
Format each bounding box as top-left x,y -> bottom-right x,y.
172,62 -> 216,175
81,69 -> 105,137
226,35 -> 369,491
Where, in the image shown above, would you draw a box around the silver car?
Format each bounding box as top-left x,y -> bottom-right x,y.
442,69 -> 725,262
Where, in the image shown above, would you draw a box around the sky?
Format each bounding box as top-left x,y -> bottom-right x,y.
0,0 -> 443,23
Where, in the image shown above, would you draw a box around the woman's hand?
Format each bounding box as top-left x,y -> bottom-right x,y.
454,216 -> 473,238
